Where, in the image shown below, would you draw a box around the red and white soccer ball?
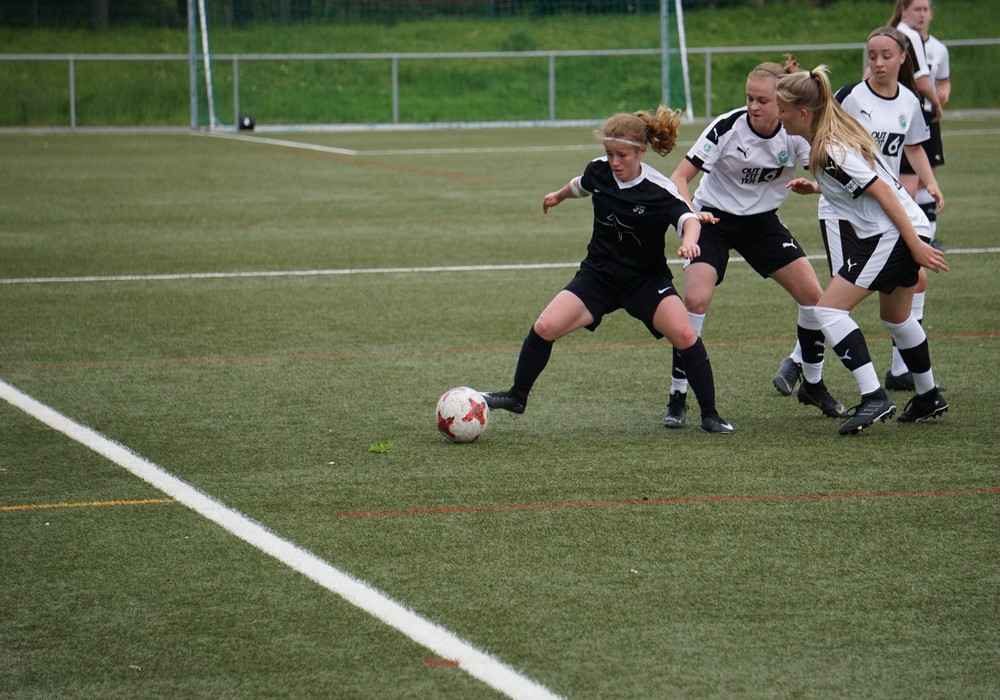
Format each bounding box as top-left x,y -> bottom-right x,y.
436,387 -> 489,443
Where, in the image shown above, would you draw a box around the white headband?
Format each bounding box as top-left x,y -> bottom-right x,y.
603,136 -> 645,148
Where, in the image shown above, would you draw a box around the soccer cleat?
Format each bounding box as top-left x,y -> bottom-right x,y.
480,390 -> 526,415
700,412 -> 734,434
797,380 -> 846,418
897,388 -> 949,423
773,357 -> 802,396
663,390 -> 687,429
884,369 -> 915,391
838,392 -> 896,436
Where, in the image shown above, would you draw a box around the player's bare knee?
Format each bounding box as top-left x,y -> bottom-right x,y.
683,294 -> 711,315
672,328 -> 700,350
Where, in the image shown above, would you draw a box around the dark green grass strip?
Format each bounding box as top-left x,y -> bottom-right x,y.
336,487 -> 1000,519
1,330 -> 997,374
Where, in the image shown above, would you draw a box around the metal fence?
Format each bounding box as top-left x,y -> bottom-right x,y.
3,38 -> 998,129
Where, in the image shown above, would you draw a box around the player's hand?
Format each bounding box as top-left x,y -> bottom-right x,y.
696,211 -> 719,224
913,240 -> 949,273
786,178 -> 819,195
677,242 -> 700,260
542,191 -> 563,213
927,183 -> 945,213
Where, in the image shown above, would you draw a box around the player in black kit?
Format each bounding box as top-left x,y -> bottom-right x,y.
480,107 -> 733,433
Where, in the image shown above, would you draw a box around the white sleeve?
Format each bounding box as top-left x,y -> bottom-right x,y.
676,211 -> 698,232
899,23 -> 930,78
685,115 -> 728,170
938,42 -> 950,79
905,97 -> 930,145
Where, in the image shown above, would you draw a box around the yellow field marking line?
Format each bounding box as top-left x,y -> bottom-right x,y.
1,497 -> 175,512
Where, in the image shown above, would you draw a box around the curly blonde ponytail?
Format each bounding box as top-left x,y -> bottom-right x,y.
597,106 -> 684,157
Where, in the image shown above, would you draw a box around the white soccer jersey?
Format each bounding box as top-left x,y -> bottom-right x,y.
684,107 -> 811,215
815,140 -> 930,241
924,34 -> 949,85
818,81 -> 927,220
897,21 -> 931,80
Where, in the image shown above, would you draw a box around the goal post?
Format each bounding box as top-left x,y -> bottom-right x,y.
675,0 -> 695,121
661,0 -> 694,121
187,0 -> 224,129
197,0 -> 221,129
187,0 -> 197,129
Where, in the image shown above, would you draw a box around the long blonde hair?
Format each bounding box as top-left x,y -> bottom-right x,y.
598,106 -> 683,157
775,65 -> 880,175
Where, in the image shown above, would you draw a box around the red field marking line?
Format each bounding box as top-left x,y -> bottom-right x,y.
0,497 -> 176,512
425,658 -> 461,667
2,330 -> 997,374
335,487 -> 1000,519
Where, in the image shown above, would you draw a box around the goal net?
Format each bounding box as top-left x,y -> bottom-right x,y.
190,0 -> 693,130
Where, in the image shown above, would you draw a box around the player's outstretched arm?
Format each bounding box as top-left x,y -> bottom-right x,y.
543,176 -> 587,213
869,177 -> 948,273
676,215 -> 702,260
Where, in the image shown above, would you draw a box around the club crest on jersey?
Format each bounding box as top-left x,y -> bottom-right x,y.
777,149 -> 789,165
898,113 -> 907,128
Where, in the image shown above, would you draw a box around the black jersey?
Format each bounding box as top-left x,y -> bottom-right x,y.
577,158 -> 695,280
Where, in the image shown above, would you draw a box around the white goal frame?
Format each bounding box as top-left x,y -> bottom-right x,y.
661,0 -> 694,120
188,2 -> 694,130
192,0 -> 221,129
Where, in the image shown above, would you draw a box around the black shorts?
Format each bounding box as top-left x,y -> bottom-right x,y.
564,265 -> 679,339
688,207 -> 808,285
901,114 -> 945,174
820,218 -> 920,294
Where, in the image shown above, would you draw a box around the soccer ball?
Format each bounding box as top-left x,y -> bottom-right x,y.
436,387 -> 489,443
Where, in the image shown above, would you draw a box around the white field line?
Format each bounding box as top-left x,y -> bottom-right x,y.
202,131 -> 360,155
203,127 -> 1000,157
0,379 -> 561,700
203,130 -> 598,156
3,249 -> 998,286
